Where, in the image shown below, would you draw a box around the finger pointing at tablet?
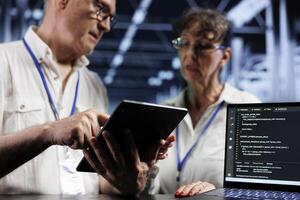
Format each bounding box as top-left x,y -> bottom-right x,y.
47,109 -> 108,149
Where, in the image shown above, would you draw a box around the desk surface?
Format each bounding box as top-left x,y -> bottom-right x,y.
0,194 -> 220,200
0,194 -> 175,200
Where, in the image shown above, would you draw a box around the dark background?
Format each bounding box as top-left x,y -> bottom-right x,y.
1,0 -> 300,112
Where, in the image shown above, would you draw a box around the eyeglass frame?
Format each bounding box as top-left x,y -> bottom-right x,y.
92,0 -> 117,28
172,37 -> 226,55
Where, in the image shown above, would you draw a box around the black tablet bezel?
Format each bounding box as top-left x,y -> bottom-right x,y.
76,100 -> 187,172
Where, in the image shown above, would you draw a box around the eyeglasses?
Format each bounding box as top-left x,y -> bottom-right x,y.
92,0 -> 117,28
172,37 -> 225,55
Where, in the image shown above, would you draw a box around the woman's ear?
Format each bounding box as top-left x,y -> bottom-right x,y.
220,47 -> 232,67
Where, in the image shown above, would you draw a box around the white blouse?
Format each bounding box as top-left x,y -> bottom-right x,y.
154,84 -> 260,194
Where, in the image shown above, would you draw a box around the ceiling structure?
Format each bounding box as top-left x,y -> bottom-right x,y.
1,0 -> 300,111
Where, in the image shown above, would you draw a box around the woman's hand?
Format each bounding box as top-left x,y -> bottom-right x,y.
175,181 -> 216,198
156,135 -> 175,160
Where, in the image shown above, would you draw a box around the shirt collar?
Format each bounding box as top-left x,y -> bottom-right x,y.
164,89 -> 186,108
23,26 -> 90,73
166,83 -> 238,108
218,83 -> 240,104
24,26 -> 49,62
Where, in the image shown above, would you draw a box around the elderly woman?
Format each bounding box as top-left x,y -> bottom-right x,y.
149,8 -> 260,197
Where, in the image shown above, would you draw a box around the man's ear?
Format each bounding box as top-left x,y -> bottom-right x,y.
58,0 -> 69,9
220,47 -> 232,67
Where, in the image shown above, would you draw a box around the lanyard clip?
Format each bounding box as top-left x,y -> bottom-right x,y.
176,170 -> 180,182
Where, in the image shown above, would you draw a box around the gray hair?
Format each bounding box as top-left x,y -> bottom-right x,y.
173,8 -> 231,46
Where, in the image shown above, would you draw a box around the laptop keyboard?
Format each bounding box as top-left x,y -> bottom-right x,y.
222,188 -> 300,199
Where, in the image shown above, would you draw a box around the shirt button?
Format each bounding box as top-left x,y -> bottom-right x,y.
20,104 -> 26,110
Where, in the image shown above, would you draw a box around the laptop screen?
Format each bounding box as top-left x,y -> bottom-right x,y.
225,103 -> 300,190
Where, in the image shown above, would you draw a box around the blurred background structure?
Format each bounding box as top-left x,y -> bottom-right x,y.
1,0 -> 300,112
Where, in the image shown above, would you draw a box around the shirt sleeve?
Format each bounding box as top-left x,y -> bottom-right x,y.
97,76 -> 109,114
0,50 -> 5,132
91,71 -> 109,114
0,46 -> 10,134
143,165 -> 161,194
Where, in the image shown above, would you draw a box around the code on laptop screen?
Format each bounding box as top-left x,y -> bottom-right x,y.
225,104 -> 300,186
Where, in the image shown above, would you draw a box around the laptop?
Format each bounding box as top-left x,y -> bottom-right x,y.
197,103 -> 300,200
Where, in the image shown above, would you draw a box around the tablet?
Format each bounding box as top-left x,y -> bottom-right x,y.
76,100 -> 187,172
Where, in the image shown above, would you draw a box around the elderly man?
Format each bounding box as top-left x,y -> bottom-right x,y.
0,0 -> 168,195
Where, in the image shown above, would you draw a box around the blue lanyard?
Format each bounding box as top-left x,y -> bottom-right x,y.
175,101 -> 225,182
22,38 -> 80,120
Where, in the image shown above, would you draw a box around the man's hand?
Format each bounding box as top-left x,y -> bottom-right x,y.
45,109 -> 108,149
83,131 -> 175,195
0,109 -> 108,179
83,130 -> 149,195
84,129 -> 172,196
175,181 -> 216,198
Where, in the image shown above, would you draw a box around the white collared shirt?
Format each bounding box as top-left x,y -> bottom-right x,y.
0,27 -> 108,194
153,84 -> 260,194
